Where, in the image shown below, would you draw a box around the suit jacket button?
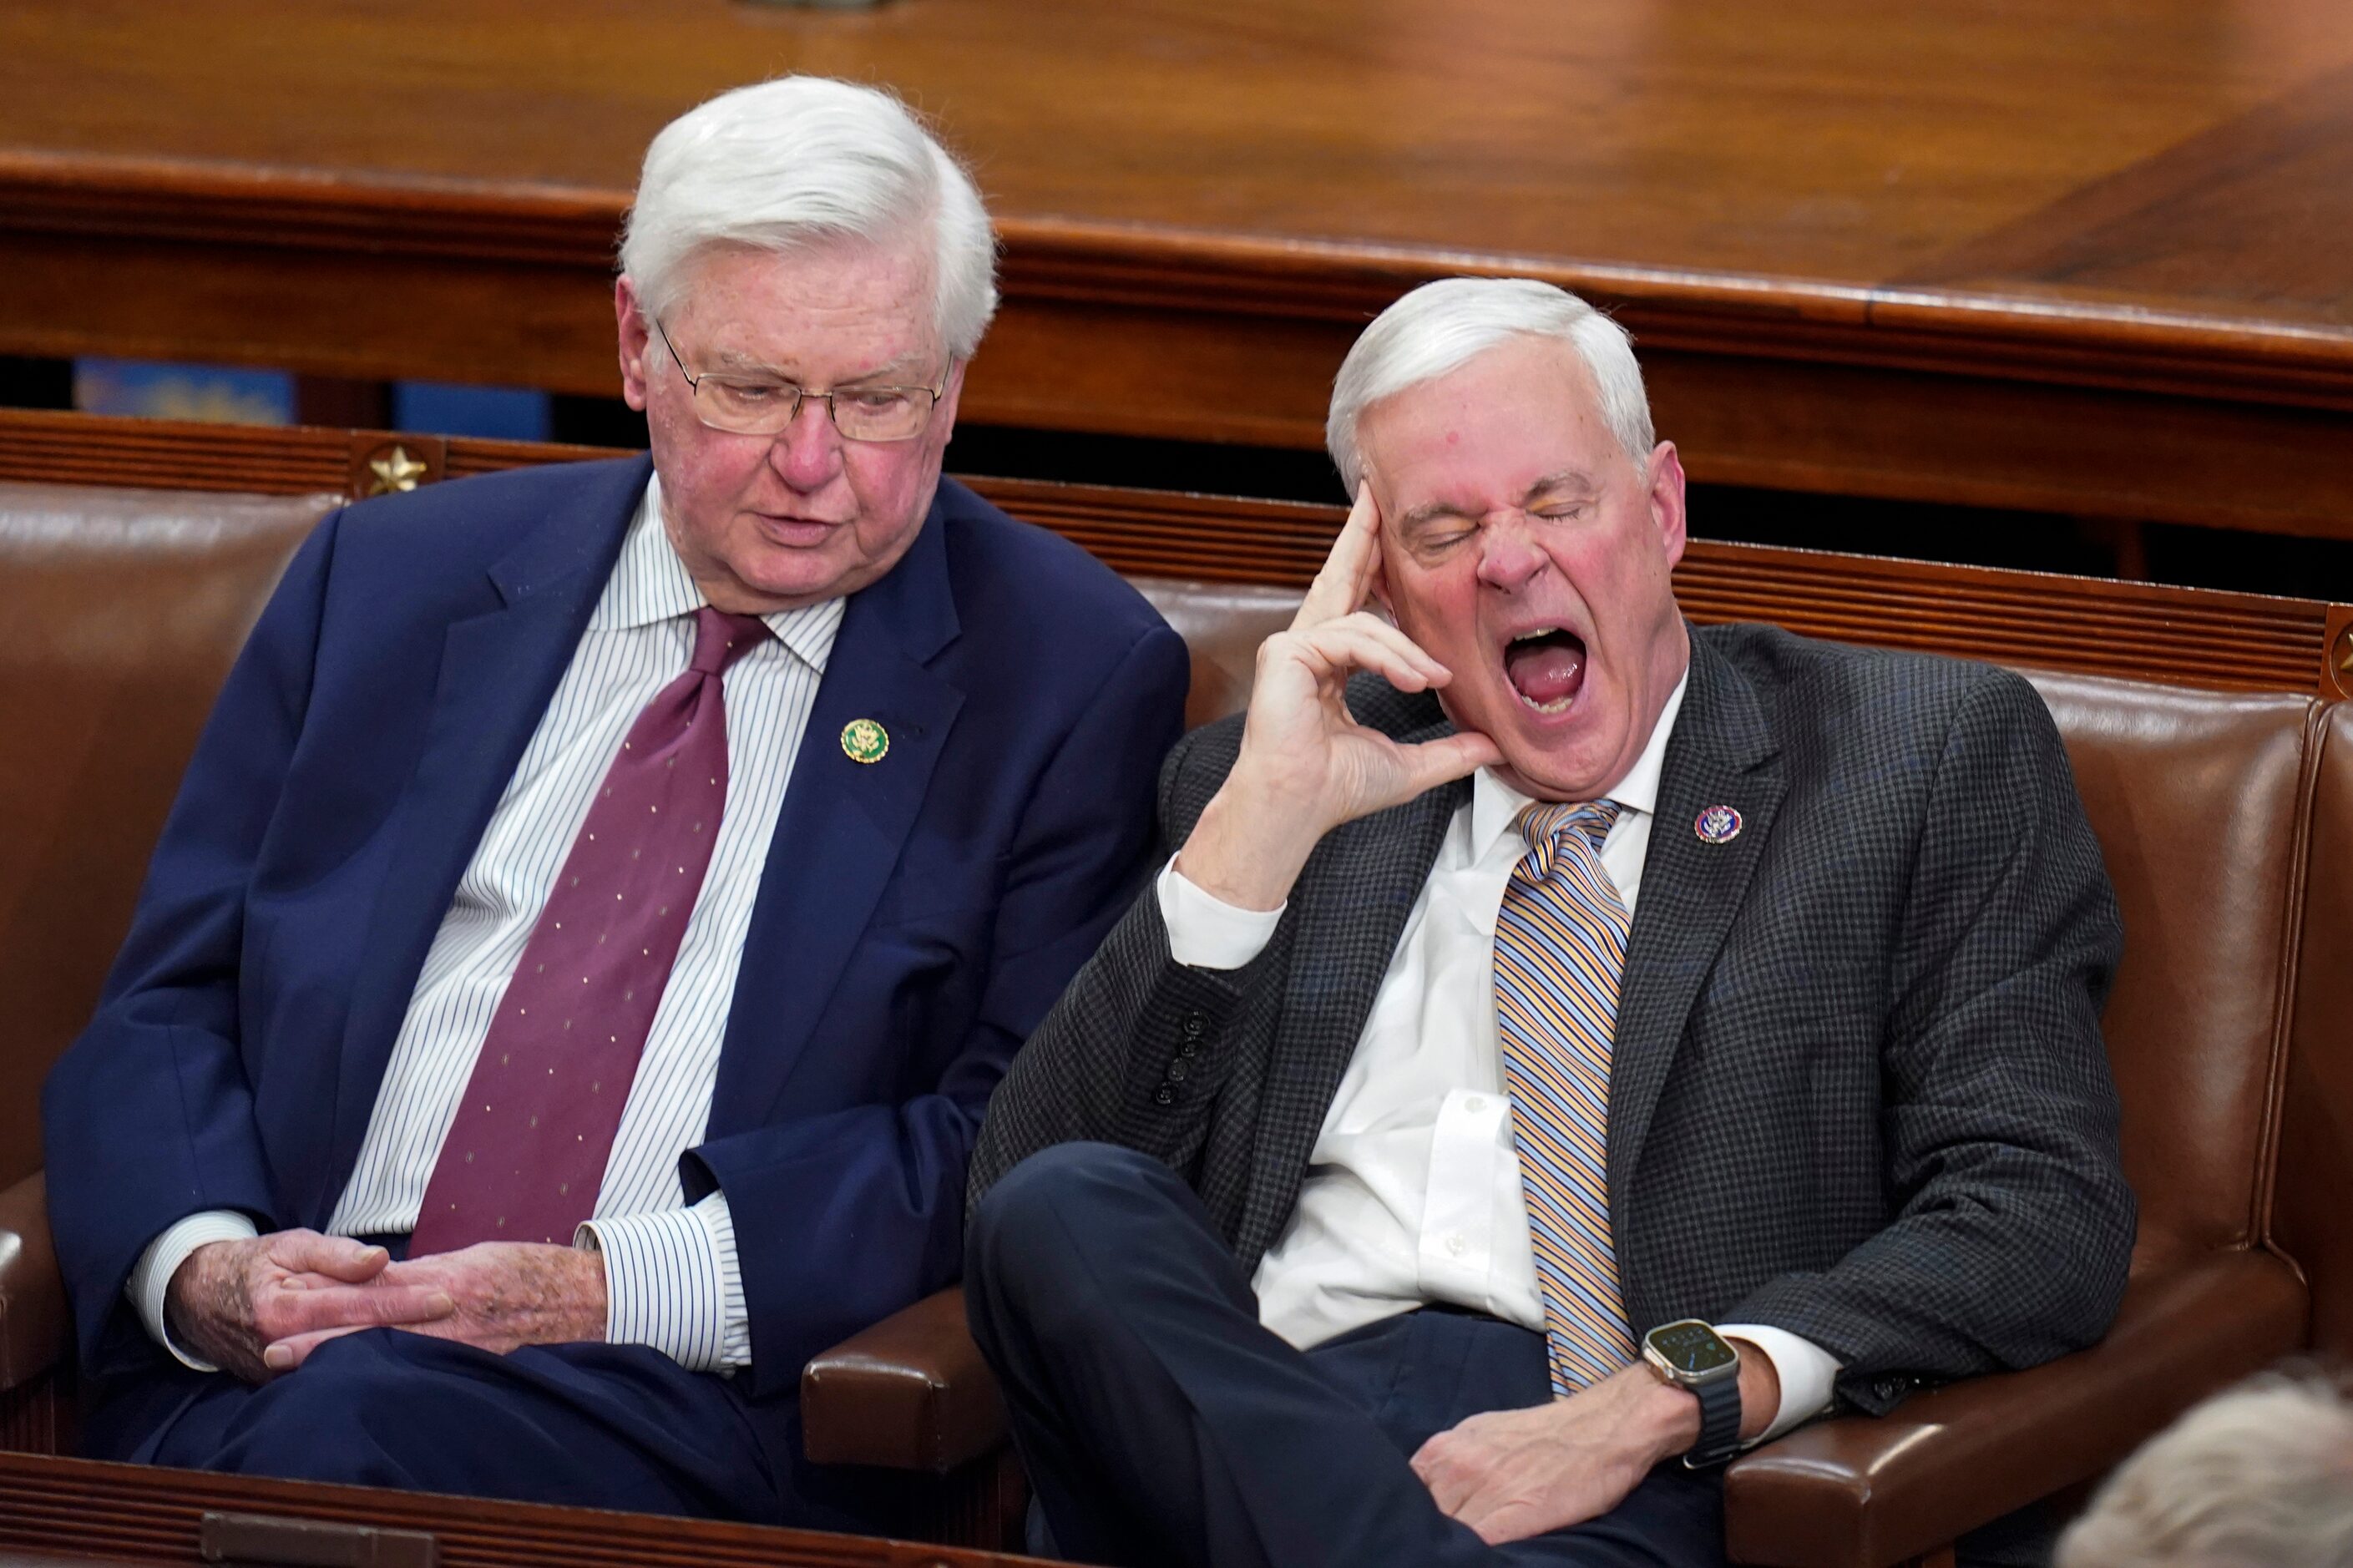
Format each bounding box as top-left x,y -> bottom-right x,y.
1182,1012 -> 1207,1038
1166,1060 -> 1189,1082
1179,1040 -> 1199,1058
1153,1086 -> 1176,1106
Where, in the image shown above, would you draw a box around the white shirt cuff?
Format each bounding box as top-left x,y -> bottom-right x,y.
577,1191 -> 748,1372
128,1210 -> 261,1371
1156,860 -> 1285,970
1719,1323 -> 1843,1444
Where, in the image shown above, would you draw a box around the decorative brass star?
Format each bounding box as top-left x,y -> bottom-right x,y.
365,444 -> 429,497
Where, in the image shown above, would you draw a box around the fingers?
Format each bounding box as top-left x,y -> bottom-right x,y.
1409,1433 -> 1475,1518
1396,730 -> 1505,796
1283,612 -> 1450,692
263,1280 -> 456,1340
1292,483 -> 1384,630
260,1323 -> 372,1374
271,1231 -> 392,1284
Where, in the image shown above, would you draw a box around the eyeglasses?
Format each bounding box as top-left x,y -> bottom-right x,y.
652,319 -> 949,443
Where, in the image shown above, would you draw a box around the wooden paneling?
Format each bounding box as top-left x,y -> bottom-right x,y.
3,3 -> 2352,534
2,409 -> 2341,701
0,1451 -> 1041,1567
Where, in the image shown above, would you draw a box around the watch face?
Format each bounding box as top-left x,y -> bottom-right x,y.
1648,1321 -> 1737,1375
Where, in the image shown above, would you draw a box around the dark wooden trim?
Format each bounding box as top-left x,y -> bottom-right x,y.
0,409 -> 2336,697
0,1450 -> 1041,1567
7,151 -> 2353,414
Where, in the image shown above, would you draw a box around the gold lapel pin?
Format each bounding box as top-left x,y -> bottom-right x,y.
841,718 -> 890,765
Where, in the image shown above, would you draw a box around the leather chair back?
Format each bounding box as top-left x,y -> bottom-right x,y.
2275,701 -> 2353,1354
2024,674 -> 2315,1267
0,482 -> 328,1185
1130,579 -> 1300,731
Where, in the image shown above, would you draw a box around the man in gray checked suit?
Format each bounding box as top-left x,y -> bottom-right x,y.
964,277 -> 2133,1568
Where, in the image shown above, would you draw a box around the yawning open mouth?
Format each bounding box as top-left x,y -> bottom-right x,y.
1503,627 -> 1586,712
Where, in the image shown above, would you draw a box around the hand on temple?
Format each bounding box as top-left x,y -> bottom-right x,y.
1176,482 -> 1502,913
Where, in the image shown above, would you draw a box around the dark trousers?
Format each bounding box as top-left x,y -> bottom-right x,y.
83,1237 -> 888,1532
966,1142 -> 1726,1568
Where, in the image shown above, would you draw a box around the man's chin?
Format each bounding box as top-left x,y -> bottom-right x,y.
1485,713 -> 1624,805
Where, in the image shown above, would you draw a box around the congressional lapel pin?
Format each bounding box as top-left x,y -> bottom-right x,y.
841,718 -> 890,765
1694,804 -> 1743,845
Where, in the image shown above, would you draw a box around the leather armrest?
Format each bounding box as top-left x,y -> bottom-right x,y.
1723,1247 -> 2308,1568
800,1287 -> 1007,1472
0,1171 -> 67,1394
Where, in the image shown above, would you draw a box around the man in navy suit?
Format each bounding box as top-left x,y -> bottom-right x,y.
42,76 -> 1188,1530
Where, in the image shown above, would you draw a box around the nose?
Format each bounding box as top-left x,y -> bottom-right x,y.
767,397 -> 845,493
1475,515 -> 1549,594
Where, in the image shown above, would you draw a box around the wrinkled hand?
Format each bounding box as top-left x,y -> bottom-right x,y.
266,1242 -> 607,1371
165,1230 -> 455,1384
1177,483 -> 1503,910
1410,1364 -> 1696,1545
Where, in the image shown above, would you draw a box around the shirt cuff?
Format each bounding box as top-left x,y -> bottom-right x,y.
128,1210 -> 261,1371
577,1191 -> 748,1372
1718,1323 -> 1842,1444
1156,859 -> 1285,970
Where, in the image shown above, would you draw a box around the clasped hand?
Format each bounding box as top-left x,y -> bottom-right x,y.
1410,1363 -> 1698,1545
167,1230 -> 607,1383
1176,483 -> 1502,912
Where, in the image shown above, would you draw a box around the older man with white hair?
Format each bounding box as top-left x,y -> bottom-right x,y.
43,76 -> 1187,1527
967,276 -> 2132,1565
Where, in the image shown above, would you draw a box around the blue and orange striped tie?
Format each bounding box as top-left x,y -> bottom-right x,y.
1495,799 -> 1638,1395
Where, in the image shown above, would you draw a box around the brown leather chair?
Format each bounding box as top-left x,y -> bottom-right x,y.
0,479 -> 330,1449
802,593 -> 2322,1568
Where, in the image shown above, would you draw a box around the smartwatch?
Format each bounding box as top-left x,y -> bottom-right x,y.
1642,1320 -> 1743,1469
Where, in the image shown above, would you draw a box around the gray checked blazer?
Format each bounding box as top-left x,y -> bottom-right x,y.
969,623 -> 2134,1416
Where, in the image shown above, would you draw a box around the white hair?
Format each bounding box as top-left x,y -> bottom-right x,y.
1326,277 -> 1655,493
620,76 -> 999,359
2057,1372 -> 2353,1568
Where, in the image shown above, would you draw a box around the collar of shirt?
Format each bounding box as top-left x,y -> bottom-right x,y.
1465,670 -> 1693,865
588,472 -> 846,673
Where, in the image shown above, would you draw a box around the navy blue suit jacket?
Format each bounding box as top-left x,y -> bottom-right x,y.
44,455 -> 1190,1406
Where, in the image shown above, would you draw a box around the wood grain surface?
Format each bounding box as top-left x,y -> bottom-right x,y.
3,1 -> 2353,534
4,407 -> 2343,699
0,1449 -> 1041,1567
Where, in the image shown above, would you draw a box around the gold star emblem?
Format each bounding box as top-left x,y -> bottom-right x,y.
364,444 -> 430,497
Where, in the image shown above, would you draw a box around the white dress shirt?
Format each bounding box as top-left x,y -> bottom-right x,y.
131,474 -> 838,1373
1159,675 -> 1841,1443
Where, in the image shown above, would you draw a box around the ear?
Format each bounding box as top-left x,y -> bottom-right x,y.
615,276 -> 653,412
1645,441 -> 1689,571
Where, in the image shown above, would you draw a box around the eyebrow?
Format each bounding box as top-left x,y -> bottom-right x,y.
1396,470 -> 1598,533
702,346 -> 934,386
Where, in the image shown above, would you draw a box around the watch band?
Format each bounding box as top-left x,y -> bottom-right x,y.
1683,1368 -> 1744,1469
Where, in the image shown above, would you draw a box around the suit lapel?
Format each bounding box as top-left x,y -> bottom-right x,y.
1248,713 -> 1468,1235
311,459 -> 650,1223
1606,630 -> 1784,1225
708,498 -> 964,1133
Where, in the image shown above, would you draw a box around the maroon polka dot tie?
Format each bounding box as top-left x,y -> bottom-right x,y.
408,606 -> 770,1254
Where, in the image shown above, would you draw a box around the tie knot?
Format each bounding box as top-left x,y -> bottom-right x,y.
688,607 -> 771,676
1516,800 -> 1621,872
